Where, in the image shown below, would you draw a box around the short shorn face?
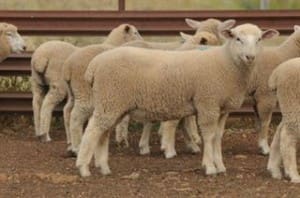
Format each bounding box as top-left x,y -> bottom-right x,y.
221,24 -> 279,66
1,23 -> 26,53
124,24 -> 143,42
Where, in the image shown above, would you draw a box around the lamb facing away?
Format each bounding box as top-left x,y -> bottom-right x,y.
0,23 -> 26,61
63,24 -> 142,155
31,24 -> 141,145
76,23 -> 278,177
248,25 -> 300,155
31,41 -> 78,144
267,56 -> 300,183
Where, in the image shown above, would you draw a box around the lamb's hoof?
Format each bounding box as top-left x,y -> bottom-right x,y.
267,167 -> 282,180
37,134 -> 51,143
66,150 -> 77,158
164,150 -> 177,159
259,141 -> 270,155
139,146 -> 150,155
186,144 -> 201,154
291,177 -> 300,183
216,166 -> 226,174
100,166 -> 112,176
79,165 -> 91,177
203,164 -> 217,176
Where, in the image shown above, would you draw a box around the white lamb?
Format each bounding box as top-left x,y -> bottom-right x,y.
76,23 -> 278,177
66,30 -> 218,156
248,25 -> 300,155
267,56 -> 300,183
0,22 -> 26,61
31,24 -> 141,145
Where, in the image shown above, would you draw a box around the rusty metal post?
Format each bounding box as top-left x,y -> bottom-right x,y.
118,0 -> 125,11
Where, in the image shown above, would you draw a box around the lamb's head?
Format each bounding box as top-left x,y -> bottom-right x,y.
221,23 -> 279,66
180,31 -> 219,46
105,24 -> 143,46
0,23 -> 26,56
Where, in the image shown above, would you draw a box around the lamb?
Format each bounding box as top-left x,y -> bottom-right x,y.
247,25 -> 300,155
76,23 -> 278,177
0,22 -> 26,61
63,24 -> 142,155
31,24 -> 141,145
66,30 -> 218,156
267,56 -> 300,183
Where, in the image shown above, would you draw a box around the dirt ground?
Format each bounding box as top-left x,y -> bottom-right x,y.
0,117 -> 300,198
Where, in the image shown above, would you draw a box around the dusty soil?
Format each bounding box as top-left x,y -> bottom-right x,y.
0,117 -> 299,198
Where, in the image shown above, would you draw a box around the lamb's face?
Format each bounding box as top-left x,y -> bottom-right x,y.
221,24 -> 278,66
0,23 -> 26,53
123,24 -> 143,42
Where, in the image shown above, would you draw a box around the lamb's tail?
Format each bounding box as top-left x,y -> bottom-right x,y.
31,55 -> 49,86
84,63 -> 97,87
268,69 -> 279,91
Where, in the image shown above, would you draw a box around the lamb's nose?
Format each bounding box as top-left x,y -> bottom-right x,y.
246,55 -> 255,62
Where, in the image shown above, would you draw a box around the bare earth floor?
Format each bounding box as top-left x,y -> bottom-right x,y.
0,122 -> 299,197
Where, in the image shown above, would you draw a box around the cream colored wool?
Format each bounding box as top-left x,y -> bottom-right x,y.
248,25 -> 300,155
63,24 -> 141,154
0,23 -> 26,62
76,24 -> 278,177
267,55 -> 300,183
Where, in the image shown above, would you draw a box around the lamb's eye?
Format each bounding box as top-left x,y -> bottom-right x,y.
236,37 -> 242,43
5,32 -> 12,36
257,38 -> 262,43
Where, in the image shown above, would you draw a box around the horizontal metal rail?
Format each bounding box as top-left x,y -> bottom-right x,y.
0,92 -> 281,116
0,10 -> 298,35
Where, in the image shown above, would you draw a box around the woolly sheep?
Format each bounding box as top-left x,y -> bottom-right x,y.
63,24 -> 141,155
66,30 -> 218,156
76,23 -> 278,177
267,57 -> 300,183
31,24 -> 141,145
0,23 -> 26,61
31,41 -> 78,144
247,25 -> 300,155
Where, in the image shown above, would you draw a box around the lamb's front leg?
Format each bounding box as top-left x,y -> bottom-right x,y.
213,113 -> 228,173
197,108 -> 219,175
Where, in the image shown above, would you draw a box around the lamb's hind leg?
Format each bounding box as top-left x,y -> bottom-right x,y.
139,122 -> 153,155
69,103 -> 91,156
183,116 -> 201,153
115,115 -> 130,147
63,90 -> 74,149
267,122 -> 283,179
39,84 -> 66,142
94,131 -> 111,175
280,125 -> 300,183
213,113 -> 228,173
159,120 -> 178,159
31,81 -> 46,137
76,111 -> 121,177
256,98 -> 276,155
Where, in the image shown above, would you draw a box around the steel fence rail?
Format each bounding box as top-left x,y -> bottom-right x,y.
0,9 -> 295,115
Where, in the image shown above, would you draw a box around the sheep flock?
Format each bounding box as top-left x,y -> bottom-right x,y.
3,16 -> 300,184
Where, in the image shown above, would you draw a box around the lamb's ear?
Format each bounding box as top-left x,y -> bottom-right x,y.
124,25 -> 131,33
262,29 -> 279,40
294,25 -> 300,32
200,37 -> 208,45
180,32 -> 192,41
185,18 -> 202,29
218,19 -> 236,31
220,29 -> 235,39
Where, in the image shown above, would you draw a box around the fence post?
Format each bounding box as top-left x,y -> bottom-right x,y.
118,0 -> 125,11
